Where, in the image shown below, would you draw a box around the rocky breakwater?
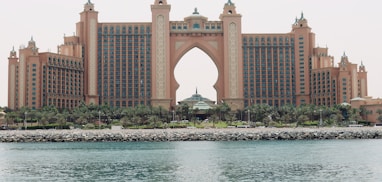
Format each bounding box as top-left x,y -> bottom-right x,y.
1,127 -> 382,142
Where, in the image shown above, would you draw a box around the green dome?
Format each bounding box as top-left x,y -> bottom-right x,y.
193,101 -> 212,110
182,89 -> 212,102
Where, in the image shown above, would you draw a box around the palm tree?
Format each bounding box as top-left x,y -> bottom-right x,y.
214,105 -> 222,121
157,106 -> 167,121
297,115 -> 309,126
4,112 -> 17,128
180,103 -> 190,120
378,115 -> 382,123
295,106 -> 309,127
0,111 -> 5,126
74,112 -> 89,126
376,109 -> 382,124
135,105 -> 150,122
226,111 -> 237,126
36,111 -> 51,127
192,108 -> 200,126
278,105 -> 296,124
148,115 -> 160,128
349,108 -> 361,123
55,113 -> 66,129
207,108 -> 218,127
132,116 -> 141,128
221,103 -> 231,121
120,116 -> 133,128
251,104 -> 274,126
359,106 -> 372,122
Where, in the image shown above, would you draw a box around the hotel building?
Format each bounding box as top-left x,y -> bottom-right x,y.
8,0 -> 368,110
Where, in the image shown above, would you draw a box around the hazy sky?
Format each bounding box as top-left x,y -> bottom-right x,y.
1,0 -> 381,107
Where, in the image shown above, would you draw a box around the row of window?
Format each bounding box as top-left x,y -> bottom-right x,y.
45,98 -> 82,109
243,36 -> 294,43
244,99 -> 296,107
312,97 -> 337,106
48,57 -> 83,68
101,100 -> 151,108
99,25 -> 152,35
97,28 -> 152,106
26,64 -> 38,108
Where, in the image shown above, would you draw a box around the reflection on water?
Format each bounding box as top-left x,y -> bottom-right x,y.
0,140 -> 382,181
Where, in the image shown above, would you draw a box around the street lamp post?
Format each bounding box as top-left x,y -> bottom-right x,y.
24,111 -> 27,130
247,109 -> 250,126
172,110 -> 175,121
319,109 -> 323,127
98,110 -> 101,130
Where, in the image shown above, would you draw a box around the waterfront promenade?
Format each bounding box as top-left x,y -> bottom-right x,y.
2,127 -> 382,142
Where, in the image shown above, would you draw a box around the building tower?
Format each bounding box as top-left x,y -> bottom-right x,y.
338,52 -> 359,103
220,0 -> 244,110
77,0 -> 99,105
292,12 -> 315,105
358,61 -> 367,98
151,0 -> 172,108
8,47 -> 18,109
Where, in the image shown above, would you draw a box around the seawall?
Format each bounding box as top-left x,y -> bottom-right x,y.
1,127 -> 382,142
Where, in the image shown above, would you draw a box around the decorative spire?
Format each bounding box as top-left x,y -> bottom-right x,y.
155,0 -> 167,5
300,11 -> 304,20
9,46 -> 17,58
196,87 -> 198,94
84,0 -> 95,11
295,17 -> 298,24
31,36 -> 34,41
359,60 -> 366,71
226,0 -> 234,5
343,51 -> 346,57
193,7 -> 199,15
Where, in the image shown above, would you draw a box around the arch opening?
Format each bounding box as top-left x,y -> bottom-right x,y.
174,48 -> 218,104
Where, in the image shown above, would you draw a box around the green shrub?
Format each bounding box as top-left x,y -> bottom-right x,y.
302,121 -> 318,126
22,124 -> 70,130
111,120 -> 121,126
83,123 -> 95,129
254,122 -> 265,127
214,122 -> 228,128
268,121 -> 279,127
358,120 -> 372,126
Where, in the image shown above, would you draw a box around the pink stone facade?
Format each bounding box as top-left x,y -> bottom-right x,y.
7,0 -> 370,111
351,97 -> 382,124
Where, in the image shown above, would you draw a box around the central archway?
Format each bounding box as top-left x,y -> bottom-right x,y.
174,48 -> 218,103
169,36 -> 225,108
150,0 -> 244,110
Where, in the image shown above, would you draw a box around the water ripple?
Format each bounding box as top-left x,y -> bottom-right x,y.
0,140 -> 382,181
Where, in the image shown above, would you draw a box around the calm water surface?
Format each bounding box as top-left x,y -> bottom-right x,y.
0,140 -> 382,181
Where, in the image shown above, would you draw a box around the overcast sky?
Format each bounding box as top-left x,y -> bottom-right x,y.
1,0 -> 381,107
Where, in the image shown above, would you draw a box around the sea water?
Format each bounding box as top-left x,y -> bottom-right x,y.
0,140 -> 381,181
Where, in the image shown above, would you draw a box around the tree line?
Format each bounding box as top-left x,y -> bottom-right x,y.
0,102 -> 381,130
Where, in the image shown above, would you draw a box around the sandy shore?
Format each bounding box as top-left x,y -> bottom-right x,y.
1,127 -> 382,142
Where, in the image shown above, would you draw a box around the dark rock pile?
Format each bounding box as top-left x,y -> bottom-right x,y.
1,127 -> 382,143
